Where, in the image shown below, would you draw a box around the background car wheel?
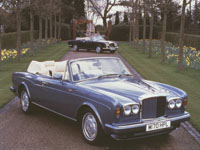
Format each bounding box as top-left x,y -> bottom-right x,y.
110,50 -> 116,53
72,45 -> 79,51
96,46 -> 102,53
81,109 -> 104,145
20,89 -> 33,113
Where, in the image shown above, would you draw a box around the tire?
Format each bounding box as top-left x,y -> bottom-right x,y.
20,89 -> 33,113
110,50 -> 116,54
96,46 -> 102,53
81,109 -> 104,145
72,45 -> 79,51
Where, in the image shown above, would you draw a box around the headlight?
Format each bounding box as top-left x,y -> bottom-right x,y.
123,105 -> 131,116
176,99 -> 182,108
168,100 -> 175,109
105,42 -> 109,47
132,105 -> 139,114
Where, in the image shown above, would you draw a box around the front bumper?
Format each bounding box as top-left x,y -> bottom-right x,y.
105,112 -> 190,140
10,86 -> 16,93
102,46 -> 118,51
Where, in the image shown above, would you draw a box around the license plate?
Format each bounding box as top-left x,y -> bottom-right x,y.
146,121 -> 171,132
110,47 -> 116,51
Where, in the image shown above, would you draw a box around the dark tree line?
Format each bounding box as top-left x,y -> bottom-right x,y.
0,0 -> 85,64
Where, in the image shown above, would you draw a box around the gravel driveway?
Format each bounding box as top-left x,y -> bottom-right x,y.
0,50 -> 199,150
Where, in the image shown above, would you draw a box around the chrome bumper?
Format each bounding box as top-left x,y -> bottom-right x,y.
105,112 -> 190,140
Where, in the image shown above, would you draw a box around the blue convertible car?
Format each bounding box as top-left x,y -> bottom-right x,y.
10,57 -> 190,144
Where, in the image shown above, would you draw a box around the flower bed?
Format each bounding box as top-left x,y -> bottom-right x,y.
1,48 -> 29,62
139,40 -> 200,70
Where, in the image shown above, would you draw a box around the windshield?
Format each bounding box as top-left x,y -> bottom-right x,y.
91,35 -> 105,41
70,58 -> 131,81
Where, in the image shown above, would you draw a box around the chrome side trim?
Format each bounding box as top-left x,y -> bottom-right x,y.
106,112 -> 190,130
32,102 -> 77,122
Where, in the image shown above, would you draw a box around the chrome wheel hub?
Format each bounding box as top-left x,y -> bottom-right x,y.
73,45 -> 78,51
96,47 -> 101,53
82,112 -> 97,141
21,91 -> 29,112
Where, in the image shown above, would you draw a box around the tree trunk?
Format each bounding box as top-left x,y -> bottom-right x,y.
142,1 -> 146,54
178,0 -> 187,71
50,15 -> 53,42
58,14 -> 61,39
38,15 -> 42,51
129,21 -> 132,44
0,33 -> 2,69
103,18 -> 107,33
148,0 -> 154,58
161,2 -> 167,63
54,13 -> 57,40
45,17 -> 48,46
135,0 -> 139,47
132,6 -> 136,44
16,3 -> 21,62
30,9 -> 34,56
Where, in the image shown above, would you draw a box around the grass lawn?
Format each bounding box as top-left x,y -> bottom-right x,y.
0,41 -> 69,109
118,42 -> 200,131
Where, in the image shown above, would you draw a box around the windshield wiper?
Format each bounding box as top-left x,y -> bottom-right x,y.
119,74 -> 134,77
98,74 -> 119,79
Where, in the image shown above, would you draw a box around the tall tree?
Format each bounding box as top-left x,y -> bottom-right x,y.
142,0 -> 147,54
148,0 -> 155,58
123,12 -> 128,23
178,0 -> 192,71
160,0 -> 168,63
29,0 -> 35,56
115,11 -> 120,25
88,0 -> 118,30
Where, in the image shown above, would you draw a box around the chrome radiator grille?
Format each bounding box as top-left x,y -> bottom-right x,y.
142,97 -> 166,119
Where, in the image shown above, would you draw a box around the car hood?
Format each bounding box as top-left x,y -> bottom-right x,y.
79,78 -> 179,104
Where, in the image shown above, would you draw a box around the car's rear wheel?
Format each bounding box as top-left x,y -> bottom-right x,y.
20,89 -> 32,113
110,50 -> 116,53
81,109 -> 104,144
73,45 -> 79,51
96,46 -> 102,53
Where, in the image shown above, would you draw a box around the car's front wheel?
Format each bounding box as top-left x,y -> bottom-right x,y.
81,109 -> 103,144
72,45 -> 79,51
96,46 -> 102,53
20,89 -> 32,113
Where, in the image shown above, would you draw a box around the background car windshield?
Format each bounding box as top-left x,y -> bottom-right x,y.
91,35 -> 105,41
71,58 -> 130,81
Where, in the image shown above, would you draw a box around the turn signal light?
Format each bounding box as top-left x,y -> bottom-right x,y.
116,108 -> 121,115
183,99 -> 188,107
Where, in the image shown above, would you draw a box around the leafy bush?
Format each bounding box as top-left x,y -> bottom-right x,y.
164,32 -> 200,50
1,31 -> 38,49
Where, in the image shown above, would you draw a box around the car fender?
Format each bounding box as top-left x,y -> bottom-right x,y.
78,102 -> 106,132
19,82 -> 31,99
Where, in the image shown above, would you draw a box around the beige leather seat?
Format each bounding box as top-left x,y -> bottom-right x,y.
44,61 -> 55,76
54,61 -> 66,78
27,61 -> 49,76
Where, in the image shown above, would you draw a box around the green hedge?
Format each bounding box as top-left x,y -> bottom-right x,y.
61,23 -> 71,40
165,32 -> 200,50
110,24 -> 161,41
1,31 -> 38,49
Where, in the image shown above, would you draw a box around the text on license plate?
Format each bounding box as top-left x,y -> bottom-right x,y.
146,121 -> 171,132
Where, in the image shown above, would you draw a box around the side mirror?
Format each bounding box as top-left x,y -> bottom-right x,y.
53,73 -> 63,80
